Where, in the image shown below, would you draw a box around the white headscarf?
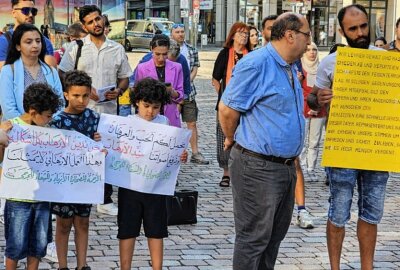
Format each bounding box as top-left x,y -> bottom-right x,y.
301,42 -> 319,87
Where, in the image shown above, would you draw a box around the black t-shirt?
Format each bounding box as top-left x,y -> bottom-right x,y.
156,66 -> 165,83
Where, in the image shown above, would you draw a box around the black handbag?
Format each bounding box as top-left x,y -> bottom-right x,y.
166,190 -> 198,225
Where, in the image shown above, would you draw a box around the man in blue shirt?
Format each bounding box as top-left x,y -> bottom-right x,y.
0,0 -> 56,70
219,13 -> 311,269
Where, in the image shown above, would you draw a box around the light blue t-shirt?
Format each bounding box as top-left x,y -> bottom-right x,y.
221,43 -> 305,158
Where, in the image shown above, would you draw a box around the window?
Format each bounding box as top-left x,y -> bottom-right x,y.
355,0 -> 387,41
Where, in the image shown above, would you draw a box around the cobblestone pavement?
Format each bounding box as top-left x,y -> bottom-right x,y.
1,49 -> 399,269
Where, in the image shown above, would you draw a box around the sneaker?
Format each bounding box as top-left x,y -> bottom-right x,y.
296,209 -> 314,229
97,203 -> 118,216
190,152 -> 209,165
0,215 -> 4,225
44,241 -> 58,262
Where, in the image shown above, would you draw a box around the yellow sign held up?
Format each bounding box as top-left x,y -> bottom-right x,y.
322,47 -> 400,172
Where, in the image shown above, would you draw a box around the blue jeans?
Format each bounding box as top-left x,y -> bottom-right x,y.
4,200 -> 50,260
119,105 -> 132,116
328,168 -> 389,227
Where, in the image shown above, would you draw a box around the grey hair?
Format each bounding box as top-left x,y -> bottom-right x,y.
270,13 -> 303,41
168,39 -> 180,58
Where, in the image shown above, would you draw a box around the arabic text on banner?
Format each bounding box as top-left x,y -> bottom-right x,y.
98,114 -> 191,196
0,124 -> 105,203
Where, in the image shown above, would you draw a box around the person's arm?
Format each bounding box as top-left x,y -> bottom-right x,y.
212,78 -> 221,93
190,66 -> 198,82
307,86 -> 333,110
0,65 -> 21,120
170,66 -> 184,103
44,37 -> 57,68
105,77 -> 129,100
218,100 -> 240,150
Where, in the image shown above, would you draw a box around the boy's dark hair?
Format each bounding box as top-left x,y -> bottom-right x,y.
262,15 -> 278,30
130,78 -> 171,108
79,5 -> 102,24
6,24 -> 46,65
337,4 -> 368,31
11,0 -> 35,7
374,36 -> 387,45
150,34 -> 170,49
63,70 -> 92,92
23,83 -> 61,114
396,17 -> 400,28
67,22 -> 86,39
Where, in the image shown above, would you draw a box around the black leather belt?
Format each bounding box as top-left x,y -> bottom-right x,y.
234,144 -> 296,165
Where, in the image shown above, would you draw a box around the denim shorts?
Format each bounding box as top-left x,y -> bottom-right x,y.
4,200 -> 50,260
328,168 -> 389,227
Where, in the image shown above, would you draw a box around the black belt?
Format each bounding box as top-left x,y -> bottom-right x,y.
234,144 -> 296,165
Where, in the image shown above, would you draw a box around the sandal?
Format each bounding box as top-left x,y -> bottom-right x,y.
219,176 -> 230,187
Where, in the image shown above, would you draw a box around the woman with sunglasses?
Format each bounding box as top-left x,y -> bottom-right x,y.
212,22 -> 250,187
134,34 -> 184,127
0,23 -> 64,121
248,25 -> 260,50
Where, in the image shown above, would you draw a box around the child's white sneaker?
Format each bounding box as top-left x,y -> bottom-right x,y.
44,241 -> 58,262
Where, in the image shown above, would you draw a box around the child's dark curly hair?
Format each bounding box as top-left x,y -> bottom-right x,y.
130,77 -> 171,108
23,83 -> 61,114
63,70 -> 92,92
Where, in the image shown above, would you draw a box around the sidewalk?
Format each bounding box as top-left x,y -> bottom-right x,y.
0,51 -> 399,269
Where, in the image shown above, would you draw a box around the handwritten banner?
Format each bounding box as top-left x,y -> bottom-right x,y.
322,47 -> 400,172
0,124 -> 105,203
98,114 -> 191,195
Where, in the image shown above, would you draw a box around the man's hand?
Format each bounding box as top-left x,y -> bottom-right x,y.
223,137 -> 235,151
90,87 -> 99,102
317,88 -> 333,105
105,88 -> 119,100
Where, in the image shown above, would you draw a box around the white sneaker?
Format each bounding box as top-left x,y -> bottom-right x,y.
0,215 -> 4,225
97,203 -> 118,216
43,241 -> 58,262
296,209 -> 314,229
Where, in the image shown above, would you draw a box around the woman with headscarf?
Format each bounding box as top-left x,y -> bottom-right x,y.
211,22 -> 249,187
300,42 -> 326,172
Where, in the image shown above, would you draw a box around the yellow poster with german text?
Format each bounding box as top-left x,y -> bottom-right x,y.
321,47 -> 400,172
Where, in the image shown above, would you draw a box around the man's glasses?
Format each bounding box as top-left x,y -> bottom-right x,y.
14,7 -> 38,16
172,23 -> 184,29
294,29 -> 311,38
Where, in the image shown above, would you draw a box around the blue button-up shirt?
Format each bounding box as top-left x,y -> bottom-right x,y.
221,43 -> 305,158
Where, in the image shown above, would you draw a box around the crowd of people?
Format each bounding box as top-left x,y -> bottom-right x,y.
0,0 -> 399,269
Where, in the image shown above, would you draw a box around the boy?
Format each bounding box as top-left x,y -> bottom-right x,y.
118,78 -> 187,270
50,70 -> 101,270
3,82 -> 62,270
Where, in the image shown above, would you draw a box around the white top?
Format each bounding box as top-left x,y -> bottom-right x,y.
180,43 -> 190,70
129,114 -> 170,125
59,35 -> 132,114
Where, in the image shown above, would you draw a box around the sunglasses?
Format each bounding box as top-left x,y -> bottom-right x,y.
14,7 -> 38,16
172,23 -> 184,29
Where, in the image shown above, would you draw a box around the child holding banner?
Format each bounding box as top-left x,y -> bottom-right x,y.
49,70 -> 101,270
118,78 -> 187,270
2,82 -> 62,270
